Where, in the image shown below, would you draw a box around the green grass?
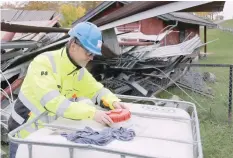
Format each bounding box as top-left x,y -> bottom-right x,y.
219,19 -> 233,28
200,28 -> 233,64
158,28 -> 233,158
200,121 -> 233,158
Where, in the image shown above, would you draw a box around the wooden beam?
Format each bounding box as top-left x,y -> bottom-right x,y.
204,26 -> 207,56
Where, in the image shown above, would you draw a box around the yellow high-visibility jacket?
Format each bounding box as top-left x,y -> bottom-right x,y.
10,47 -> 120,138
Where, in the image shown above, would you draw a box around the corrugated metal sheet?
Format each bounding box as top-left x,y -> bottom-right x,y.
117,30 -> 172,42
1,10 -> 19,21
141,34 -> 202,58
11,10 -> 24,21
17,10 -> 56,21
1,10 -> 57,22
119,41 -> 154,46
158,12 -> 216,27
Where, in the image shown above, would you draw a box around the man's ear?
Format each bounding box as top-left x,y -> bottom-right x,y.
70,41 -> 76,52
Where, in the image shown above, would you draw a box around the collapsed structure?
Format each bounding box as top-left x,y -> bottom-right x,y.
74,1 -> 218,97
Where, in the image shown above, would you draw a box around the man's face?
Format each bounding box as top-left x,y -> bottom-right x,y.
69,40 -> 94,67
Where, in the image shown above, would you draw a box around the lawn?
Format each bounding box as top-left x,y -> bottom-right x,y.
219,19 -> 233,28
158,27 -> 233,158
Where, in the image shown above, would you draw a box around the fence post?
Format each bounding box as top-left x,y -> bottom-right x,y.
204,26 -> 207,56
228,65 -> 233,126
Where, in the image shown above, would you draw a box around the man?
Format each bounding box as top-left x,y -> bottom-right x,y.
8,22 -> 127,158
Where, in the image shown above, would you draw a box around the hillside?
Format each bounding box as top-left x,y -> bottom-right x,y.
219,19 -> 233,28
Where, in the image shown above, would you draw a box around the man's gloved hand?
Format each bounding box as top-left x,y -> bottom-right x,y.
93,110 -> 113,126
112,102 -> 129,110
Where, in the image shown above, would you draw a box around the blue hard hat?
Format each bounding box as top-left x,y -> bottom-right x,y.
68,22 -> 102,56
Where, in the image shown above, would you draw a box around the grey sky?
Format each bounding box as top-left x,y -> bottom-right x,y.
221,1 -> 233,20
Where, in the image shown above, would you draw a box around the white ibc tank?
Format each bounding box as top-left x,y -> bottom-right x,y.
16,102 -> 196,158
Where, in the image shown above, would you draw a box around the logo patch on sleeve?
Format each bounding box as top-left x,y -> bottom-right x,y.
41,71 -> 48,76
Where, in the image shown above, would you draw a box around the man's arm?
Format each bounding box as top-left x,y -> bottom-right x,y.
83,68 -> 121,109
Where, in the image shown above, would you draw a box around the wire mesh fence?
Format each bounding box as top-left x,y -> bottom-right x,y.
217,26 -> 233,34
157,63 -> 233,125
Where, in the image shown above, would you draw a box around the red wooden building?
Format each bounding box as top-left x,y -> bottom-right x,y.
73,1 -> 216,46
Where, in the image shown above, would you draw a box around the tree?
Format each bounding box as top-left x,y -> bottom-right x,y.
60,4 -> 86,27
194,12 -> 211,19
193,12 -> 221,21
80,1 -> 101,11
23,1 -> 59,11
215,15 -> 224,21
0,2 -> 60,11
0,2 -> 15,9
0,2 -> 25,9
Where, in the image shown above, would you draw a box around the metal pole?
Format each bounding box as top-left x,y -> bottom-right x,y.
228,65 -> 233,126
69,148 -> 74,158
28,144 -> 33,158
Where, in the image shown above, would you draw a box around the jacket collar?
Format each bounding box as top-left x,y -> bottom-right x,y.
60,46 -> 81,75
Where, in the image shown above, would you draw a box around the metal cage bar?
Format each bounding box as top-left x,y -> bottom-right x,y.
8,95 -> 203,158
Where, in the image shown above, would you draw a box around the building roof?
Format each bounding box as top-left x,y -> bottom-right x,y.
72,1 -> 223,29
158,12 -> 216,27
92,1 -> 225,30
91,1 -> 171,26
1,9 -> 59,22
72,1 -> 130,26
